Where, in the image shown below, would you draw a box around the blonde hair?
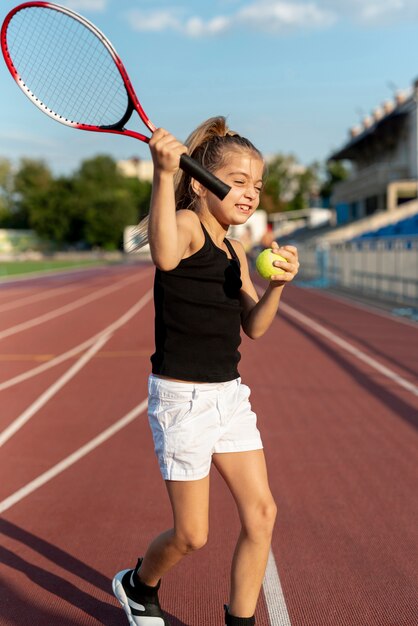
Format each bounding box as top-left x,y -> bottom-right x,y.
126,116 -> 262,252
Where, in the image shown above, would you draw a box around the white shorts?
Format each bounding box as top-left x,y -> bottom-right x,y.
147,374 -> 263,481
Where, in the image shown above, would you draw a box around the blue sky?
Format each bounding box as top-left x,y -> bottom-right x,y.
1,0 -> 418,175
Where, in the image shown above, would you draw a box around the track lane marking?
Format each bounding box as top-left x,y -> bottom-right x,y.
280,302 -> 418,397
0,399 -> 148,514
0,354 -> 55,361
254,286 -> 418,397
0,289 -> 153,391
301,287 -> 418,329
0,350 -> 152,361
0,393 -> 291,626
256,285 -> 418,623
263,549 -> 292,626
0,271 -> 150,341
0,284 -> 79,313
0,332 -> 112,447
0,290 -> 153,443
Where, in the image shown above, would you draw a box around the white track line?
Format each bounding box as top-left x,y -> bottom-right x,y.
0,272 -> 145,341
0,393 -> 292,626
254,286 -> 418,397
263,549 -> 292,626
0,399 -> 148,514
280,302 -> 418,397
0,289 -> 153,391
0,283 -> 79,313
304,288 -> 418,329
0,332 -> 112,448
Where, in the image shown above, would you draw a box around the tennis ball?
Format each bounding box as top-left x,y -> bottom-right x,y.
255,248 -> 286,280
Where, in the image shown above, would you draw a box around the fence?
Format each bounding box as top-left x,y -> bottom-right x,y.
296,236 -> 418,305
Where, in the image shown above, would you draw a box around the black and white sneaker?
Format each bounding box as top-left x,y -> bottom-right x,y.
112,558 -> 171,626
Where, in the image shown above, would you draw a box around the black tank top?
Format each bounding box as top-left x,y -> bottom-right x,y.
151,223 -> 243,382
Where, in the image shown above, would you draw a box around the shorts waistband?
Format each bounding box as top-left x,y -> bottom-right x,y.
149,374 -> 240,395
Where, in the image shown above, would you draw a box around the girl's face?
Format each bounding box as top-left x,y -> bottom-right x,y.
203,150 -> 264,226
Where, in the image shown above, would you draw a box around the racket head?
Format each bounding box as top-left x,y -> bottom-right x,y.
1,1 -> 155,138
1,2 -> 231,201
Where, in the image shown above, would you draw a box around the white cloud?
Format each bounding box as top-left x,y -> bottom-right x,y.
65,0 -> 107,12
128,9 -> 180,33
127,8 -> 230,37
320,0 -> 410,24
127,2 -> 334,37
358,0 -> 404,22
237,1 -> 335,32
126,0 -> 418,37
184,15 -> 230,37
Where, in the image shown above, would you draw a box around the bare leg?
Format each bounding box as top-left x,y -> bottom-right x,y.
213,450 -> 277,617
138,475 -> 210,586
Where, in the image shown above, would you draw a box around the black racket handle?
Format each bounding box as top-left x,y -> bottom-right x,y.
180,154 -> 230,200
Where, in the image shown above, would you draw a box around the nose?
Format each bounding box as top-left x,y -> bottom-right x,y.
244,184 -> 257,200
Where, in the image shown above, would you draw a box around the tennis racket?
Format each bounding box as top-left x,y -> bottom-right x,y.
1,1 -> 231,203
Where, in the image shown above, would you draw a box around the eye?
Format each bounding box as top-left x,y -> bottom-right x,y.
255,186 -> 263,193
234,180 -> 245,185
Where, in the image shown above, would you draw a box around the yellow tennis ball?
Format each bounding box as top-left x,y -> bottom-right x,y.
255,248 -> 286,280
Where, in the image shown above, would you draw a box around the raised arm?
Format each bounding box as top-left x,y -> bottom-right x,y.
148,128 -> 195,271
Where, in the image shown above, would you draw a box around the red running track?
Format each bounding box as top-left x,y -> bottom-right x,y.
0,263 -> 417,626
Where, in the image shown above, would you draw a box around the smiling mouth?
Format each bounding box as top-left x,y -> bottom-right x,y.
236,204 -> 252,213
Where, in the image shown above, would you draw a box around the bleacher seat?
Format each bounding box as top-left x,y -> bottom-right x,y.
354,214 -> 418,240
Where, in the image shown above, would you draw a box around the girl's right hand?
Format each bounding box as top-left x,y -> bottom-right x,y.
149,128 -> 188,175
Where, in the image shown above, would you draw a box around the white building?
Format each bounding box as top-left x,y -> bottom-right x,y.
329,79 -> 418,225
117,157 -> 153,181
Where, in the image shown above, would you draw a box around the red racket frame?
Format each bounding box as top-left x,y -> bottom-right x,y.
1,2 -> 231,198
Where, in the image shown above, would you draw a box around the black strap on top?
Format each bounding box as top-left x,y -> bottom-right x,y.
224,237 -> 239,263
200,222 -> 239,263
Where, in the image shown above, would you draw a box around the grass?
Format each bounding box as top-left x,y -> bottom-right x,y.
0,259 -> 106,278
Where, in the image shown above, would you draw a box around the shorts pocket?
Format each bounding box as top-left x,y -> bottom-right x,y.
155,397 -> 194,432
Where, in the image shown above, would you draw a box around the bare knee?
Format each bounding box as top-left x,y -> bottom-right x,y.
243,498 -> 277,541
174,528 -> 208,554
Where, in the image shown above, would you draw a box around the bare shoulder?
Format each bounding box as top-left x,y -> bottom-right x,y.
176,209 -> 204,256
176,208 -> 200,229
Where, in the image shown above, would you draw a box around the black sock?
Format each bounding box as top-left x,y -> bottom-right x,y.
135,576 -> 160,596
133,559 -> 160,600
225,606 -> 255,626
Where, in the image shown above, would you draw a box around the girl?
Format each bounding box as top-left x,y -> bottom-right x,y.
112,117 -> 299,626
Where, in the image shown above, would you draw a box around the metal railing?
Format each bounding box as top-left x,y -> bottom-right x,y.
296,236 -> 418,304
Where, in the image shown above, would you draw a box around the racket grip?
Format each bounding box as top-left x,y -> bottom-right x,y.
180,154 -> 230,200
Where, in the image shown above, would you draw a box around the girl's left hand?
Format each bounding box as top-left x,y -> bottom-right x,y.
270,241 -> 299,286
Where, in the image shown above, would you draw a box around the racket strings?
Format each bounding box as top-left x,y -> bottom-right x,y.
6,6 -> 129,126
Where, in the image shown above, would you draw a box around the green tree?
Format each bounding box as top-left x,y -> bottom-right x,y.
3,153 -> 152,249
290,161 -> 321,211
28,177 -> 83,244
123,176 -> 152,222
0,158 -> 14,226
320,160 -> 349,203
74,155 -> 146,249
259,154 -> 320,214
13,158 -> 52,228
83,188 -> 138,249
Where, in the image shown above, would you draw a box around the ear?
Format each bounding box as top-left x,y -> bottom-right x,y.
190,178 -> 206,198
